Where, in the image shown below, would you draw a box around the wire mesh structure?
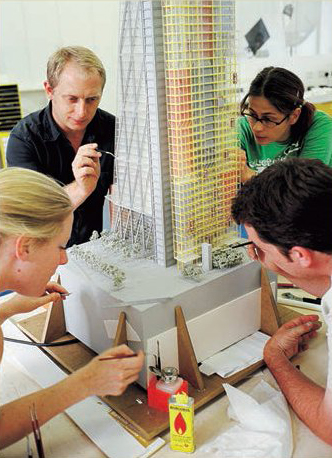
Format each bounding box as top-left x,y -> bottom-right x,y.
110,1 -> 174,266
111,0 -> 240,268
162,0 -> 240,266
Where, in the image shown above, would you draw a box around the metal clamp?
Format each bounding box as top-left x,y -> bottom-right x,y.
161,367 -> 178,383
149,365 -> 179,383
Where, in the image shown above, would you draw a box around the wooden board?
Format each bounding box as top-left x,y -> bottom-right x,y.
15,313 -> 95,373
15,303 -> 296,441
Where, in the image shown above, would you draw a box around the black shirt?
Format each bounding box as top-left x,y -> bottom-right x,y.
6,103 -> 115,247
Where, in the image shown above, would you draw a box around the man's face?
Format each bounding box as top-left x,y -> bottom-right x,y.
44,61 -> 103,135
245,224 -> 332,296
244,224 -> 301,279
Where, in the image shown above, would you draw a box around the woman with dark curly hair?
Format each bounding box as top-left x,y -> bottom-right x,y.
239,66 -> 332,182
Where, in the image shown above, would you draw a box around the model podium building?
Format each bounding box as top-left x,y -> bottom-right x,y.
60,0 -> 265,389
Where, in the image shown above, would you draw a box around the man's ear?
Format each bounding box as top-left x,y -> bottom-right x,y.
289,246 -> 313,267
16,236 -> 33,260
43,81 -> 54,100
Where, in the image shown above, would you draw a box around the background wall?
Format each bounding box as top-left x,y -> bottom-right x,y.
0,0 -> 331,117
236,0 -> 332,92
0,1 -> 120,116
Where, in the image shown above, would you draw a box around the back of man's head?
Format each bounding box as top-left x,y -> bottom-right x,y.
231,158 -> 332,255
47,46 -> 106,89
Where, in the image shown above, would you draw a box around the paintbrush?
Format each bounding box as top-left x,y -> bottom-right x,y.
26,435 -> 33,458
30,404 -> 45,458
157,340 -> 161,372
230,241 -> 253,249
99,353 -> 138,361
44,291 -> 71,299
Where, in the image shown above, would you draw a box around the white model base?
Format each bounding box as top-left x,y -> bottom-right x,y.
58,240 -> 264,388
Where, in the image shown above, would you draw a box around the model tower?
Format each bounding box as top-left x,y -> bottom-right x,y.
110,0 -> 239,269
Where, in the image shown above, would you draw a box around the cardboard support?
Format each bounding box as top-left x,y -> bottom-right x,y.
260,267 -> 281,336
41,275 -> 66,343
175,305 -> 205,391
113,311 -> 128,347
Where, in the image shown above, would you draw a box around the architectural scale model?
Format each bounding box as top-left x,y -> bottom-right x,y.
60,1 -> 268,391
109,0 -> 240,268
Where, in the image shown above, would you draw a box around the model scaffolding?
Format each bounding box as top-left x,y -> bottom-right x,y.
163,0 -> 239,266
110,1 -> 174,266
110,0 -> 240,269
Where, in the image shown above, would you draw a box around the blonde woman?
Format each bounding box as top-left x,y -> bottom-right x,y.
0,167 -> 143,448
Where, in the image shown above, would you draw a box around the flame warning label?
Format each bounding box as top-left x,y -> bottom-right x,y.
169,395 -> 195,453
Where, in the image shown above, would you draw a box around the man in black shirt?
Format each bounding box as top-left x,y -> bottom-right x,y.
6,46 -> 115,246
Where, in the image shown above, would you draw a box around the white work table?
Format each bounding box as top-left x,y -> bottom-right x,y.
0,304 -> 331,458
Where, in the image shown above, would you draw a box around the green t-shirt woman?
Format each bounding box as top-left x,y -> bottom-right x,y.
238,66 -> 332,182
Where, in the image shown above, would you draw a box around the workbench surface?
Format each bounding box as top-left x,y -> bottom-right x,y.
0,302 -> 331,458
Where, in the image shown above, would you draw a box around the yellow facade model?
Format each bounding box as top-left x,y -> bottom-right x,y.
162,0 -> 240,266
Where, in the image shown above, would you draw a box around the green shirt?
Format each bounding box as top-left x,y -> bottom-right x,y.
239,110 -> 332,171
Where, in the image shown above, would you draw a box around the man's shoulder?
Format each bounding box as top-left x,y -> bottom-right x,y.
11,106 -> 51,139
95,108 -> 116,125
88,108 -> 116,142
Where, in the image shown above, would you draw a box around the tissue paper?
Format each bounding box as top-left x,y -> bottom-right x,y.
200,380 -> 293,458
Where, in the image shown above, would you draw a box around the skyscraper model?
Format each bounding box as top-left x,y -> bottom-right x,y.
61,1 -> 263,393
110,0 -> 240,268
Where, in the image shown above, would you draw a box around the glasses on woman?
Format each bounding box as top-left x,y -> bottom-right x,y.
241,109 -> 289,129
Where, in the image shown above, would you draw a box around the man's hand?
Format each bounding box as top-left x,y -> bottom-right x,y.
72,142 -> 101,196
264,314 -> 322,362
262,315 -> 331,445
66,143 -> 101,208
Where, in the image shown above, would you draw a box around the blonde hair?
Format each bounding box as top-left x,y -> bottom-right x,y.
0,167 -> 73,242
47,46 -> 106,89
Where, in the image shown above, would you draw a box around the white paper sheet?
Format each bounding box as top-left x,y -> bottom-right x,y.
199,331 -> 270,378
104,319 -> 141,341
2,319 -> 164,458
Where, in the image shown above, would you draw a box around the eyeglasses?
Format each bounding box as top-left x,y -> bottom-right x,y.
241,110 -> 289,129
